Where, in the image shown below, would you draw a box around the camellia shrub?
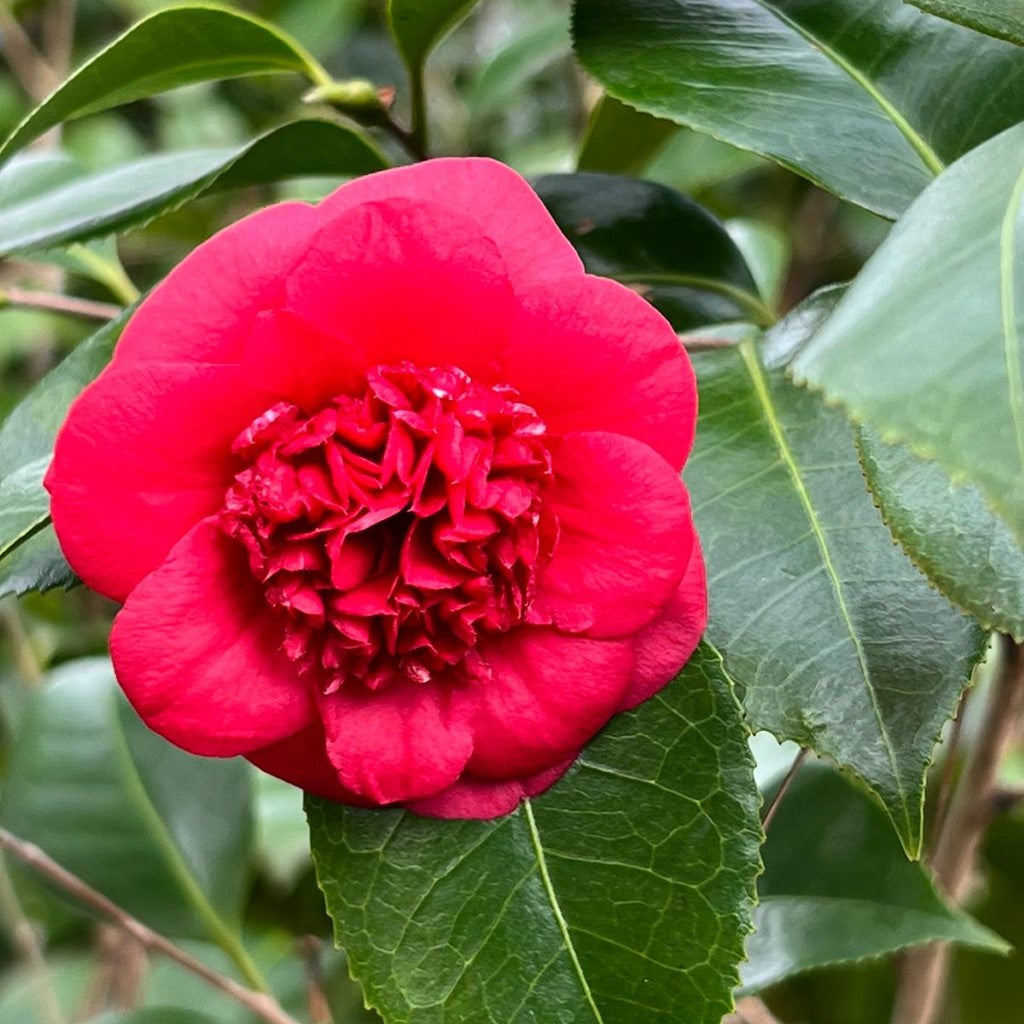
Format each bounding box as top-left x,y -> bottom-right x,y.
0,2 -> 1023,1024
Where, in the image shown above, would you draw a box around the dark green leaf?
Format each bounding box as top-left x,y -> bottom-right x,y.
0,5 -> 329,163
741,765 -> 1007,994
0,311 -> 130,597
0,658 -> 253,940
687,292 -> 986,854
909,0 -> 1024,44
577,95 -> 678,175
0,120 -> 386,256
309,644 -> 760,1024
386,0 -> 480,73
534,172 -> 772,330
858,429 -> 1024,641
572,0 -> 1024,218
790,122 -> 1024,549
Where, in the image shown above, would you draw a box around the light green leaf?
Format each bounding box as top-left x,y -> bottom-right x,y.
741,765 -> 1007,994
308,644 -> 760,1024
726,219 -> 791,311
0,311 -> 131,597
577,95 -> 678,175
572,0 -> 1024,218
469,6 -> 570,116
254,770 -> 311,889
687,291 -> 986,854
0,120 -> 385,257
0,4 -> 330,164
534,172 -> 772,330
386,0 -> 480,74
909,0 -> 1024,44
790,122 -> 1024,550
0,659 -> 254,947
858,429 -> 1024,641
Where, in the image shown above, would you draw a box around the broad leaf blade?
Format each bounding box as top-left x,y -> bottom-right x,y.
741,765 -> 1007,993
791,122 -> 1024,550
858,429 -> 1024,642
572,0 -> 1024,218
0,4 -> 327,163
687,294 -> 986,855
0,659 -> 253,939
309,644 -> 760,1024
387,0 -> 480,73
0,311 -> 130,597
577,95 -> 678,175
910,0 -> 1024,44
534,172 -> 771,330
0,120 -> 386,256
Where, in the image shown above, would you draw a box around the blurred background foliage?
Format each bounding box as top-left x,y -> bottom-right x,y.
0,2 -> 1015,1023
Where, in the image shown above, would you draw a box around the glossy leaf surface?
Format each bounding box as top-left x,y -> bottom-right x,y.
572,0 -> 1024,217
687,293 -> 985,854
910,0 -> 1024,43
791,123 -> 1024,549
309,644 -> 760,1024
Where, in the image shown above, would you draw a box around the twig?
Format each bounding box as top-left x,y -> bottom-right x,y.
0,286 -> 121,321
39,0 -> 75,81
0,828 -> 304,1024
761,748 -> 809,832
0,602 -> 44,689
724,996 -> 786,1024
0,6 -> 58,100
0,851 -> 64,1024
930,685 -> 971,851
890,635 -> 1024,1024
299,935 -> 334,1024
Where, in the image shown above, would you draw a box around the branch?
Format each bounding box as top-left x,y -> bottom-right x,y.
890,635 -> 1024,1024
0,286 -> 121,321
0,829 -> 304,1024
0,6 -> 58,100
761,748 -> 809,832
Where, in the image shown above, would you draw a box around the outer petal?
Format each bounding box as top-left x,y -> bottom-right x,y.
621,540 -> 708,711
464,628 -> 634,779
114,202 -> 321,366
110,519 -> 316,756
278,198 -> 515,386
247,723 -> 372,806
47,362 -> 277,601
529,432 -> 694,637
318,681 -> 475,805
406,757 -> 575,819
316,157 -> 582,289
506,275 -> 697,469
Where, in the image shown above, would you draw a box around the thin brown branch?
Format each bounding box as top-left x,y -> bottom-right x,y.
299,935 -> 334,1024
0,6 -> 58,100
930,685 -> 971,851
891,635 -> 1024,1024
0,286 -> 121,321
724,996 -> 786,1024
39,0 -> 75,81
761,748 -> 809,832
0,828 -> 304,1024
1,603 -> 44,689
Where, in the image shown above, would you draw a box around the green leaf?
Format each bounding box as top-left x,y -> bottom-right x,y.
790,122 -> 1024,550
857,429 -> 1024,642
577,95 -> 678,175
469,6 -> 571,117
0,4 -> 330,164
909,0 -> 1024,44
686,292 -> 986,855
0,311 -> 130,597
571,0 -> 1024,218
254,770 -> 311,889
533,172 -> 773,330
0,120 -> 386,256
0,658 -> 253,943
386,0 -> 480,74
308,644 -> 760,1024
741,764 -> 1007,994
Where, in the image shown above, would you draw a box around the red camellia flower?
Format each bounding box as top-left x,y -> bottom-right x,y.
46,158 -> 706,817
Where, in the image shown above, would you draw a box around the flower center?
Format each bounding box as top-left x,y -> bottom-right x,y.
220,363 -> 553,692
